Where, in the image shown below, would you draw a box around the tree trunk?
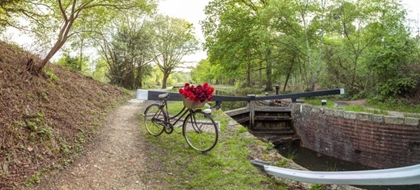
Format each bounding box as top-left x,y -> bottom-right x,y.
265,48 -> 273,91
135,66 -> 143,89
283,56 -> 295,92
161,71 -> 170,89
79,37 -> 84,71
246,62 -> 251,87
32,40 -> 65,74
36,18 -> 75,74
300,1 -> 315,91
259,62 -> 262,88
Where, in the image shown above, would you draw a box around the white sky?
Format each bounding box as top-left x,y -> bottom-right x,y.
402,0 -> 420,18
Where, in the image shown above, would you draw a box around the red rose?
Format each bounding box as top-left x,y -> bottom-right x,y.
179,82 -> 214,102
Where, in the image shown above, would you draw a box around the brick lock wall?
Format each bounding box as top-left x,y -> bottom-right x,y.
292,104 -> 420,169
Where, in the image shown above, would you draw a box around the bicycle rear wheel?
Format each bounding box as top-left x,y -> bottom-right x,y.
183,110 -> 218,152
144,104 -> 165,136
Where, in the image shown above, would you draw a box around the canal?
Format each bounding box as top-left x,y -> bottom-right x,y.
216,88 -> 419,189
277,144 -> 420,190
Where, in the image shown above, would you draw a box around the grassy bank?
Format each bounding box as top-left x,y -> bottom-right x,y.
304,98 -> 388,115
139,101 -> 288,189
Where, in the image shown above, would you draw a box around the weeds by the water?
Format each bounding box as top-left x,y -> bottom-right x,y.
265,141 -> 275,151
238,126 -> 248,133
286,151 -> 297,160
326,163 -> 338,171
311,183 -> 326,190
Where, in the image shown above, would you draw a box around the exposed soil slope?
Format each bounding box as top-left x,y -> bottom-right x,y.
0,41 -> 130,189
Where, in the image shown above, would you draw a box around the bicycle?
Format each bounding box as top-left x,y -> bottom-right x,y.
143,92 -> 219,152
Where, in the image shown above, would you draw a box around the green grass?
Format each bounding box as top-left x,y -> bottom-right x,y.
366,99 -> 420,114
212,84 -> 235,92
311,184 -> 326,190
167,101 -> 186,115
303,99 -> 335,108
343,105 -> 388,115
238,126 -> 249,133
139,108 -> 287,189
286,151 -> 297,160
304,98 -> 391,115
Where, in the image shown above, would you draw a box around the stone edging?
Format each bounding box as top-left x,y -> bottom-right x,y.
295,104 -> 420,126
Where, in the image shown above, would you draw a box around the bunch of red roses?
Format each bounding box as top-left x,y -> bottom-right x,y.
179,82 -> 214,103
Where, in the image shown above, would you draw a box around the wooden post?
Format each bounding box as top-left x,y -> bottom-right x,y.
248,94 -> 256,130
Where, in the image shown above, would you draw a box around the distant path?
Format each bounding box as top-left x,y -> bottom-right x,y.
36,100 -> 154,190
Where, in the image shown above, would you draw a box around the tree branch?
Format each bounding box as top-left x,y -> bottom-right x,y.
58,0 -> 68,21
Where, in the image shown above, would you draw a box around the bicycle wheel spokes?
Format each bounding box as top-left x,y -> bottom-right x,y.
144,104 -> 165,136
183,111 -> 218,152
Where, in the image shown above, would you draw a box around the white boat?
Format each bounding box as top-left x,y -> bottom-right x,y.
251,160 -> 420,185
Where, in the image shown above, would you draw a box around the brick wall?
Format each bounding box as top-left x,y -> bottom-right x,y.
292,104 -> 420,169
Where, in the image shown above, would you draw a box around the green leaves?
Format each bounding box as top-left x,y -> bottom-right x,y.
201,0 -> 419,100
98,17 -> 155,89
147,14 -> 199,88
202,0 -> 265,87
12,0 -> 157,70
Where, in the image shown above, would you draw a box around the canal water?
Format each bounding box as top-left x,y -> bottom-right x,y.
216,88 -> 420,189
277,144 -> 420,190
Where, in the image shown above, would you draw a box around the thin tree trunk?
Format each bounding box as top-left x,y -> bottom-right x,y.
283,56 -> 295,92
38,17 -> 76,73
259,62 -> 262,88
247,62 -> 251,87
79,37 -> 84,71
300,0 -> 314,91
162,71 -> 169,89
265,48 -> 273,91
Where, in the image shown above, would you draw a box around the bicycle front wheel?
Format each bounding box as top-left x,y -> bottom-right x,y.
144,104 -> 165,136
183,110 -> 218,152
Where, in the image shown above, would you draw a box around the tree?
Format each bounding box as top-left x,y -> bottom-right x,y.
322,1 -> 373,94
360,0 -> 418,100
0,0 -> 22,27
98,19 -> 154,89
202,0 -> 266,87
14,0 -> 156,74
56,53 -> 82,71
148,14 -> 199,89
320,0 -> 416,98
191,59 -> 214,84
92,58 -> 109,83
203,0 -> 419,98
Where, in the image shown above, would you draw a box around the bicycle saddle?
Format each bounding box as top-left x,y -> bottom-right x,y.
158,93 -> 169,99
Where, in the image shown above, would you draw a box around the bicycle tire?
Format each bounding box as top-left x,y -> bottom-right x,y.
144,104 -> 165,136
182,110 -> 218,152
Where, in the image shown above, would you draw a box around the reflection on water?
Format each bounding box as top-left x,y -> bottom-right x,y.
277,145 -> 420,190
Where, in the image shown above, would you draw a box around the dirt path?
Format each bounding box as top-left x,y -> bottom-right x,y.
35,99 -> 154,190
